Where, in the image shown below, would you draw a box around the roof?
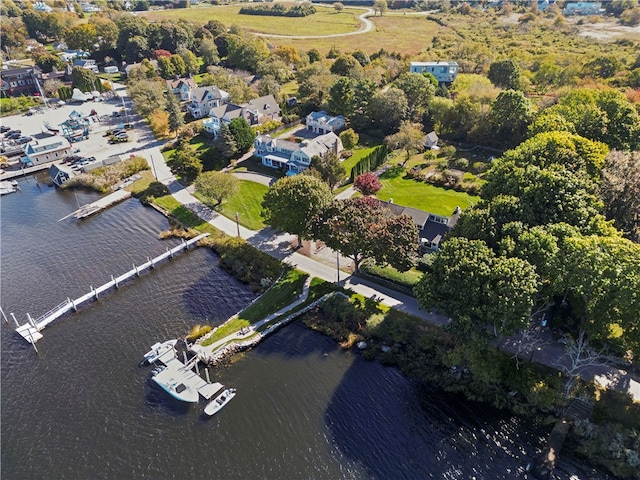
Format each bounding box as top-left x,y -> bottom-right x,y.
190,86 -> 229,103
244,95 -> 280,115
307,110 -> 345,128
24,136 -> 71,155
298,132 -> 341,159
166,77 -> 196,90
210,103 -> 244,121
255,135 -> 299,153
426,131 -> 438,143
377,200 -> 431,227
410,61 -> 458,67
1,66 -> 43,78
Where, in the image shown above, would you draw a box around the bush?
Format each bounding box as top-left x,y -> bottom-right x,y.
450,157 -> 470,170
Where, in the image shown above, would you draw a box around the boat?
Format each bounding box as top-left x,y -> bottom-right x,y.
0,180 -> 18,195
142,339 -> 177,365
151,363 -> 200,403
204,388 -> 236,416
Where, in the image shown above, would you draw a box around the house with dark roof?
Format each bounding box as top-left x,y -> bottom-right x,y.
254,131 -> 343,175
378,200 -> 461,251
202,95 -> 280,136
1,67 -> 44,97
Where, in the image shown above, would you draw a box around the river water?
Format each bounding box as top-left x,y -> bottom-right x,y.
1,176 -> 611,480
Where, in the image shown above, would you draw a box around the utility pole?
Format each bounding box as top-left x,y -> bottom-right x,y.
235,212 -> 240,237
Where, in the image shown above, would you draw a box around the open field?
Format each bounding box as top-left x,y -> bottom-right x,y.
140,4 -> 364,36
218,179 -> 268,230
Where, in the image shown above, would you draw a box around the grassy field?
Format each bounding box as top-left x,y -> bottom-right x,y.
218,179 -> 268,230
376,167 -> 479,216
161,134 -> 209,162
140,4 -> 363,35
154,195 -> 222,236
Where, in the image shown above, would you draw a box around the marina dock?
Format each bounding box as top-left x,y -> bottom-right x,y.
57,189 -> 132,221
14,233 -> 210,346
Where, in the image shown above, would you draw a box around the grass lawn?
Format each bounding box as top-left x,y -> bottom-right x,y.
217,180 -> 268,230
280,80 -> 299,99
154,195 -> 222,236
361,262 -> 423,289
141,4 -> 364,35
162,133 -> 209,162
377,168 -> 479,216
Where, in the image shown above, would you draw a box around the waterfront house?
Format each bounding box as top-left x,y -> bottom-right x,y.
166,77 -> 197,101
254,132 -> 343,175
186,86 -> 229,119
0,66 -> 44,97
306,111 -> 346,134
409,61 -> 459,84
378,200 -> 461,251
48,163 -> 76,187
22,136 -> 71,167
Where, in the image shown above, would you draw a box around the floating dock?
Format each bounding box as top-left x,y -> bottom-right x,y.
14,233 -> 210,345
56,189 -> 132,220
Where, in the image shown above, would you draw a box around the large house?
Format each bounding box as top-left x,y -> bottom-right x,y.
203,95 -> 280,136
0,67 -> 44,97
254,132 -> 343,175
378,200 -> 461,252
409,61 -> 459,84
73,59 -> 99,74
166,77 -> 197,101
186,86 -> 229,119
306,111 -> 345,134
22,136 -> 71,167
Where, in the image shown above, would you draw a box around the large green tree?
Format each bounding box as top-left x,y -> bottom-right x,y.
385,121 -> 424,163
194,171 -> 239,207
367,87 -> 408,135
312,197 -> 418,273
169,142 -> 203,183
393,72 -> 436,120
488,58 -> 521,90
166,92 -> 184,136
227,117 -> 255,155
306,150 -> 346,190
414,237 -> 539,339
262,175 -> 333,247
488,90 -> 534,147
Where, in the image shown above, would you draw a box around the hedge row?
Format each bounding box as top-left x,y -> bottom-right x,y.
350,144 -> 388,181
239,4 -> 316,17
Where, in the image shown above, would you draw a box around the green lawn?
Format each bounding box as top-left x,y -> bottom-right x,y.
376,168 -> 479,216
154,195 -> 222,236
218,180 -> 268,230
141,4 -> 364,35
360,262 -> 423,289
341,146 -> 380,178
162,133 -> 209,162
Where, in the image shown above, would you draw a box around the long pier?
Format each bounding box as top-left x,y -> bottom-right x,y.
14,233 -> 210,346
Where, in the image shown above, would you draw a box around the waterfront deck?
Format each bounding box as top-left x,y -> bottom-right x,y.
74,190 -> 132,219
14,233 -> 210,345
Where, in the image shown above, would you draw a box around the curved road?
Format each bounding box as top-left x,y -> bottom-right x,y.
254,7 -> 375,39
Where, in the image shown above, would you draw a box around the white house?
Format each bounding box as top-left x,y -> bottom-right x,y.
186,86 -> 229,119
306,110 -> 345,134
254,132 -> 343,175
425,131 -> 439,149
409,61 -> 458,84
73,59 -> 99,74
202,95 -> 281,136
22,136 -> 71,167
166,77 -> 197,101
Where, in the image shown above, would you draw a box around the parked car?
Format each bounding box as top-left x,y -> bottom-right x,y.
16,136 -> 33,144
4,130 -> 20,138
7,132 -> 22,140
0,126 -> 11,133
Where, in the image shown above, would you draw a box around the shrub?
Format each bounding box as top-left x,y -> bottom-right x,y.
450,157 -> 470,170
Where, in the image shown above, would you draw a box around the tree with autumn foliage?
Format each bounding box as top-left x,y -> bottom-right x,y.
353,172 -> 382,196
312,197 -> 418,273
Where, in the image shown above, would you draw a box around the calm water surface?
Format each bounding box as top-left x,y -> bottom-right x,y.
1,177 -> 611,479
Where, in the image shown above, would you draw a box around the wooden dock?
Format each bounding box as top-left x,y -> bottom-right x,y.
14,233 -> 210,346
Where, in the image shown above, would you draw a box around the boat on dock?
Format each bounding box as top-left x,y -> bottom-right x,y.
142,339 -> 177,365
151,362 -> 200,403
204,388 -> 236,416
0,180 -> 19,195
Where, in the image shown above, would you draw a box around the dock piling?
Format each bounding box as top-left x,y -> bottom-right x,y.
112,275 -> 118,288
134,264 -> 139,276
91,286 -> 98,300
27,313 -> 38,331
168,247 -> 173,259
205,368 -> 211,383
0,306 -> 8,324
11,313 -> 20,328
70,298 -> 77,312
148,257 -> 154,269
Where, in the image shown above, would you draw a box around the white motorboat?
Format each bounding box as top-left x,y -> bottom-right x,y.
0,181 -> 18,196
142,339 -> 177,365
151,364 -> 199,403
204,388 -> 236,416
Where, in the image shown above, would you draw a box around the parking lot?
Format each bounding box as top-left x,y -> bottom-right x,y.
1,84 -> 157,174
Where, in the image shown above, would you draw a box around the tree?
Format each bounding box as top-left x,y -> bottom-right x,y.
128,79 -> 167,118
169,142 -> 203,183
166,92 -> 184,136
488,58 -> 521,90
177,48 -> 199,75
149,109 -> 170,138
198,38 -> 220,68
393,72 -> 436,120
600,150 -> 640,242
330,54 -> 362,78
339,128 -> 359,150
214,123 -> 238,162
257,76 -> 281,100
413,237 -> 539,339
488,90 -> 534,147
367,88 -> 408,135
307,48 -> 322,63
72,66 -> 99,92
157,56 -> 176,79
43,79 -> 63,98
307,150 -> 346,190
226,34 -> 269,73
32,49 -> 65,73
313,197 -> 417,272
170,54 -> 186,77
194,171 -> 239,207
0,21 -> 27,57
228,118 -> 255,155
22,11 -> 67,44
125,35 -> 149,63
333,2 -> 344,12
385,121 -> 424,163
353,172 -> 382,196
273,45 -> 302,66
262,175 -> 333,247
582,55 -> 622,79
64,24 -> 98,52
373,0 -> 387,16
90,17 -> 118,52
